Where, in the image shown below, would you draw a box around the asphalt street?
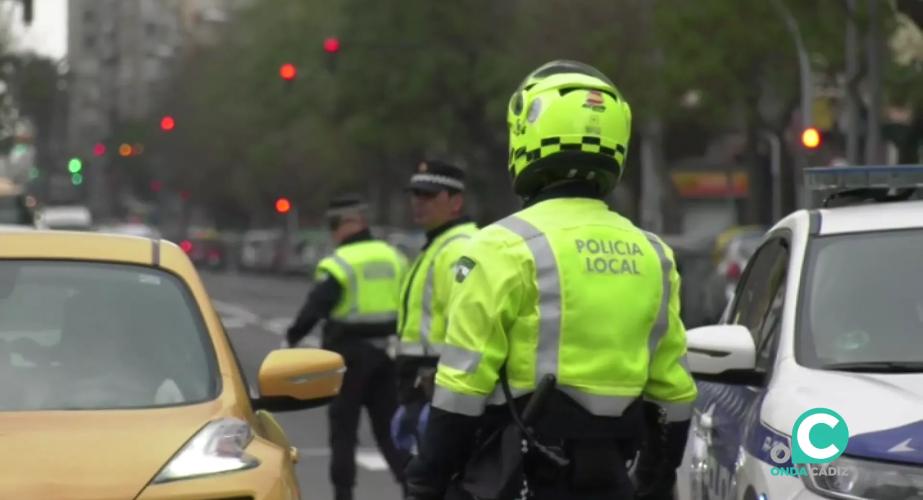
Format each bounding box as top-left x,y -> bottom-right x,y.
200,270 -> 403,500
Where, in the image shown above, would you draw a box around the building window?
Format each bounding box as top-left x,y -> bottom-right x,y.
83,9 -> 95,23
84,34 -> 96,50
146,22 -> 157,37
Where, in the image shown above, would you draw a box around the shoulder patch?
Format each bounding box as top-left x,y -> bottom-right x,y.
454,256 -> 477,283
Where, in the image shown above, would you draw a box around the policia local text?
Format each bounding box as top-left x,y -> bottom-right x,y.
575,238 -> 643,275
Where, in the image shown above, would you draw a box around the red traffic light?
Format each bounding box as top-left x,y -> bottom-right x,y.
93,143 -> 106,157
323,37 -> 340,53
161,115 -> 176,132
275,197 -> 292,214
180,240 -> 193,253
150,180 -> 163,192
801,127 -> 821,149
279,63 -> 297,81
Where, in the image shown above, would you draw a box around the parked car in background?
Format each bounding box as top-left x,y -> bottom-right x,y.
181,228 -> 229,271
701,226 -> 766,324
239,229 -> 283,273
36,205 -> 94,231
96,222 -> 162,240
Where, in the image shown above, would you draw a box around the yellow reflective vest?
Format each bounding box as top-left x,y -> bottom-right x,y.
433,198 -> 697,421
397,221 -> 478,357
316,239 -> 407,324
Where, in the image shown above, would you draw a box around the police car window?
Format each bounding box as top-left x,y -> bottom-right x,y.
756,271 -> 788,373
729,238 -> 788,347
797,229 -> 923,368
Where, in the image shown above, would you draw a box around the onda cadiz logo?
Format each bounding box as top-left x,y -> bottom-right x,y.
769,408 -> 850,477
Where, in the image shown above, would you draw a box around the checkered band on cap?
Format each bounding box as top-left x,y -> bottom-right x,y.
410,173 -> 465,191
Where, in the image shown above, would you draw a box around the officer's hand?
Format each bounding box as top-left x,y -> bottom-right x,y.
415,368 -> 436,400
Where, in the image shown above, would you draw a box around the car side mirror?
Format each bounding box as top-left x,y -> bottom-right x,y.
686,324 -> 765,386
252,348 -> 345,412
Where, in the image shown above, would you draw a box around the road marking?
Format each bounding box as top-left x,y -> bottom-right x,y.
263,317 -> 292,336
356,450 -> 389,471
297,447 -> 389,471
212,299 -> 260,329
223,317 -> 250,329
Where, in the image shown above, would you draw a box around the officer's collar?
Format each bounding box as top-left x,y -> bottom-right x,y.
524,182 -> 604,208
424,216 -> 472,248
339,228 -> 373,247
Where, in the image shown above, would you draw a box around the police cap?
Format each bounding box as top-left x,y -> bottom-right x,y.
407,160 -> 466,194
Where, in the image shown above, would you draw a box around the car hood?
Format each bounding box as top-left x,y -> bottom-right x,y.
0,400 -> 231,499
763,360 -> 923,465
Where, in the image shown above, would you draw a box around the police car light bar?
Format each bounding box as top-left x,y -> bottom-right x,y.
804,165 -> 923,208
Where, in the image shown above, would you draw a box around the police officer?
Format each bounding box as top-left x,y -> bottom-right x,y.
392,160 -> 478,453
404,61 -> 698,500
285,194 -> 410,500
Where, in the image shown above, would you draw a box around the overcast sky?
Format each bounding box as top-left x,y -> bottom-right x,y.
9,0 -> 67,59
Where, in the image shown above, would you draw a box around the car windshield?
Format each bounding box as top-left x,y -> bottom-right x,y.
797,229 -> 923,369
0,261 -> 219,411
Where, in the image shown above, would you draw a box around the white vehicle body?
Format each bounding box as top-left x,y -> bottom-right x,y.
685,183 -> 923,500
38,205 -> 93,231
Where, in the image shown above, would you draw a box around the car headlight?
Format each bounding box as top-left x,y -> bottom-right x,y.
153,418 -> 260,484
802,456 -> 923,500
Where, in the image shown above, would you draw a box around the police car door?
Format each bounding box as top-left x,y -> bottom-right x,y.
695,236 -> 790,500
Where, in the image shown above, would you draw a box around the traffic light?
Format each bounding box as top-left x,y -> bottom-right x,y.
323,37 -> 340,71
150,180 -> 163,193
279,63 -> 297,82
93,143 -> 106,157
70,173 -> 83,186
119,143 -> 133,157
68,157 -> 83,174
275,197 -> 292,214
161,115 -> 176,132
323,37 -> 341,53
801,127 -> 822,149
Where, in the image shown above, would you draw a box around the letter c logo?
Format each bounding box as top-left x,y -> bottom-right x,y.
792,408 -> 849,464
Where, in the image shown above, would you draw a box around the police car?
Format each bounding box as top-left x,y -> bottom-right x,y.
684,166 -> 923,500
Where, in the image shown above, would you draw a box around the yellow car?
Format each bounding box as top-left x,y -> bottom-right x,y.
0,230 -> 345,499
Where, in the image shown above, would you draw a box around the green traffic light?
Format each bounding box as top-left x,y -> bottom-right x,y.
68,158 -> 83,173
71,173 -> 83,185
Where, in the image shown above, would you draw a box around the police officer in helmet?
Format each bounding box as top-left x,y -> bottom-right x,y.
284,194 -> 410,500
403,61 -> 697,500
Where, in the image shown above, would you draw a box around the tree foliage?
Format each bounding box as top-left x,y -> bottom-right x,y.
152,0 -> 908,228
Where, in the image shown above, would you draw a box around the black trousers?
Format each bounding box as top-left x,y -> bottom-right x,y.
327,340 -> 409,498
